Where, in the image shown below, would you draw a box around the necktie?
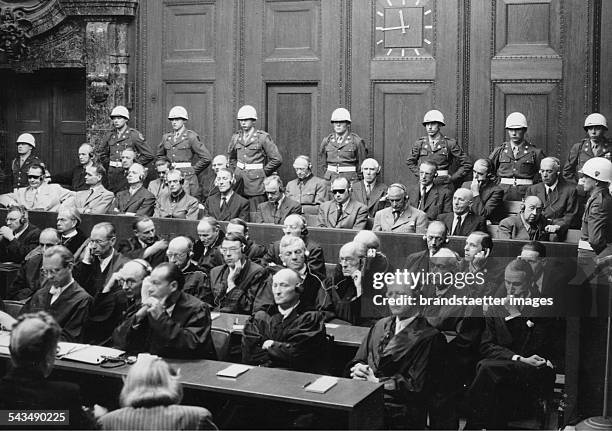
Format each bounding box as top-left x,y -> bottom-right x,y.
61,236 -> 68,245
366,184 -> 371,198
545,187 -> 551,203
592,142 -> 601,156
85,188 -> 94,203
452,215 -> 462,235
49,285 -> 61,304
336,204 -> 343,224
220,197 -> 227,212
393,211 -> 400,223
378,319 -> 396,355
512,145 -> 519,158
418,187 -> 426,210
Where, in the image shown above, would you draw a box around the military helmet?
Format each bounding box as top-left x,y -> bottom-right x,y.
422,110 -> 446,126
505,112 -> 528,129
168,106 -> 189,120
110,106 -> 130,120
584,113 -> 608,130
16,133 -> 36,148
237,105 -> 257,121
330,108 -> 351,123
579,157 -> 612,183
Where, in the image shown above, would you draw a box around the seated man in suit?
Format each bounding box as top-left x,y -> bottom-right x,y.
405,220 -> 447,273
116,216 -> 168,267
254,175 -> 302,224
147,157 -> 171,199
0,246 -> 92,342
207,232 -> 272,314
203,168 -> 250,221
499,195 -> 551,241
351,158 -> 388,218
110,163 -> 156,216
526,157 -> 579,240
166,236 -> 207,300
408,160 -> 452,221
0,205 -> 40,263
348,280 -> 446,430
317,177 -> 369,229
73,222 -> 130,297
110,147 -> 136,193
437,188 -> 487,236
462,231 -> 505,299
285,155 -> 329,209
113,262 -> 216,359
264,214 -> 326,281
462,158 -> 505,223
153,169 -> 199,219
74,163 -> 114,214
242,268 -> 327,373
201,154 -> 245,201
52,143 -> 94,191
56,207 -> 87,254
0,312 -> 95,429
226,218 -> 266,264
193,216 -> 225,273
373,183 -> 428,233
7,228 -> 61,300
466,259 -> 555,429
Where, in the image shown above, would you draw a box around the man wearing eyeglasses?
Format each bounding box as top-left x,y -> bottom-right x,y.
73,222 -> 129,297
153,169 -> 199,220
116,216 -> 168,268
166,236 -> 207,301
0,205 -> 40,263
0,164 -> 74,211
207,232 -> 273,314
317,177 -> 368,229
110,163 -> 156,216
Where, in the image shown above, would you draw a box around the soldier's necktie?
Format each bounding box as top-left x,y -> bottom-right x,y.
512,145 -> 519,158
592,142 -> 601,156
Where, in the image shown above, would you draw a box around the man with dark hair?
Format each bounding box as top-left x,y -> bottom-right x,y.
113,262 -> 216,359
207,232 -> 272,314
0,205 -> 40,263
147,157 -> 172,198
461,158 -> 505,224
242,268 -> 327,373
226,218 -> 266,264
407,161 -> 453,221
116,216 -> 168,267
254,175 -> 302,224
317,177 -> 369,229
203,168 -> 250,221
462,231 -> 504,298
56,207 -> 87,254
74,163 -> 114,214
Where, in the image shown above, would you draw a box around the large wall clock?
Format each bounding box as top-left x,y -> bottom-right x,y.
374,0 -> 434,58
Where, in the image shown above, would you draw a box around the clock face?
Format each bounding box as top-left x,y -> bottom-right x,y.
374,0 -> 434,58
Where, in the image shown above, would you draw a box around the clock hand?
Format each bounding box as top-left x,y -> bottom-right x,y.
376,25 -> 411,31
399,10 -> 406,34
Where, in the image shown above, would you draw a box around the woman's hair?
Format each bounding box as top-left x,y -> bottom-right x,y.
120,356 -> 183,408
10,312 -> 60,373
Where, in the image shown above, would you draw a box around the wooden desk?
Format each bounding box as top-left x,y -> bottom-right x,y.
212,312 -> 369,348
0,351 -> 383,429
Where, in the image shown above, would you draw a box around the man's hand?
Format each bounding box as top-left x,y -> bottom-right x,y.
519,354 -> 547,367
81,241 -> 94,264
350,363 -> 379,382
472,248 -> 490,270
502,295 -> 521,316
146,297 -> 165,320
102,271 -> 122,294
470,178 -> 481,196
229,259 -> 243,282
144,239 -> 168,258
0,226 -> 14,241
352,269 -> 362,297
545,224 -> 560,233
262,340 -> 274,350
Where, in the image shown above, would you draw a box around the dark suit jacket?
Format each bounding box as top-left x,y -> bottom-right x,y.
526,178 -> 579,234
7,253 -> 44,300
317,198 -> 369,229
461,180 -> 505,223
111,186 -> 156,216
52,164 -> 88,191
20,280 -> 92,342
437,211 -> 488,236
405,250 -> 431,273
351,180 -> 388,217
0,223 -> 40,263
408,184 -> 452,221
498,214 -> 550,241
113,291 -> 216,359
73,251 -> 130,297
264,237 -> 326,281
254,196 -> 302,224
203,192 -> 250,221
60,229 -> 87,255
116,236 -> 167,267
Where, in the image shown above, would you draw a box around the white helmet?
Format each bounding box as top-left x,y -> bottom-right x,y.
584,113 -> 608,130
579,157 -> 612,183
237,105 -> 257,121
505,112 -> 528,129
422,110 -> 445,126
110,106 -> 130,120
16,133 -> 36,148
330,108 -> 351,123
168,106 -> 189,120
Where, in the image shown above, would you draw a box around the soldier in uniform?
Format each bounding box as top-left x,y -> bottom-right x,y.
489,112 -> 545,201
228,105 -> 283,212
96,106 -> 154,193
319,108 -> 367,184
406,110 -> 471,191
11,133 -> 42,191
158,106 -> 212,200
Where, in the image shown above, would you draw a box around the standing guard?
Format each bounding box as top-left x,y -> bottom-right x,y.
11,133 -> 42,190
320,108 -> 367,183
228,105 -> 282,212
158,106 -> 211,200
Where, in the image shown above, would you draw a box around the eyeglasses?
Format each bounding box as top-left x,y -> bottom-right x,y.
39,242 -> 56,247
219,247 -> 241,253
166,252 -> 187,259
41,267 -> 64,276
331,189 -> 346,194
6,217 -> 20,222
90,238 -> 112,245
28,175 -> 42,179
119,279 -> 139,288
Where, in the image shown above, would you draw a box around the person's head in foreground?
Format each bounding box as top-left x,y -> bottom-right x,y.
9,312 -> 60,377
119,355 -> 182,408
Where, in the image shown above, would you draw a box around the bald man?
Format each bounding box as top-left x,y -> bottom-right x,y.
437,188 -> 487,236
166,236 -> 207,300
405,221 -> 448,273
317,177 -> 369,229
110,163 -> 156,216
52,143 -> 95,191
285,155 -> 329,208
498,195 -> 551,241
242,268 -> 327,373
351,158 -> 388,217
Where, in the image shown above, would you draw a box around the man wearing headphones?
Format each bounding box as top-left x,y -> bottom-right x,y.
0,164 -> 75,211
286,155 -> 329,209
203,168 -> 250,221
52,143 -> 95,191
226,218 -> 267,265
405,221 -> 448,273
193,216 -> 225,273
163,236 -> 208,301
351,158 -> 388,218
407,160 -> 453,221
498,195 -> 550,241
0,205 -> 41,263
201,154 -> 245,201
317,177 -> 369,229
115,216 -> 168,268
254,175 -> 302,224
437,188 -> 487,236
154,169 -> 199,220
242,268 -> 327,373
11,133 -> 43,190
373,183 -> 428,233
461,158 -> 505,224
56,207 -> 87,255
110,163 -> 156,216
207,232 -> 273,315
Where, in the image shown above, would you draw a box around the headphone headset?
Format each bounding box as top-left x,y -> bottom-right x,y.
8,205 -> 27,226
387,183 -> 407,199
294,155 -> 312,170
132,258 -> 152,275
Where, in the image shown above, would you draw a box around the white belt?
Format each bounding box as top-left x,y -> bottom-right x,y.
578,240 -> 593,251
237,161 -> 264,170
327,165 -> 357,173
109,161 -> 122,168
499,178 -> 533,186
437,170 -> 449,176
173,162 -> 192,168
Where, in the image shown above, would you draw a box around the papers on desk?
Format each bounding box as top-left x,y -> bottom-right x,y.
59,344 -> 125,365
304,376 -> 338,394
232,324 -> 245,331
325,323 -> 340,329
210,312 -> 221,320
0,331 -> 10,347
216,364 -> 253,378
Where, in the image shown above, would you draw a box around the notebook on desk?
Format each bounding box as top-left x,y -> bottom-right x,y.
304,376 -> 338,394
216,363 -> 253,378
60,345 -> 125,365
